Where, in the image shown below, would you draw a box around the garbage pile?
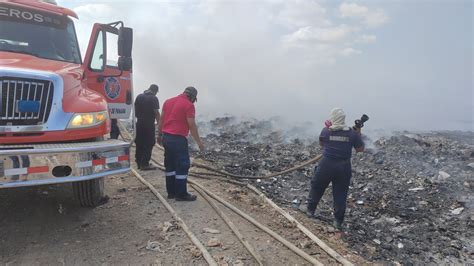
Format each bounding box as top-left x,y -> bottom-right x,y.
193,116 -> 474,264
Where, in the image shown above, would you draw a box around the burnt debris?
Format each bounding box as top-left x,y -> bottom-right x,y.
191,116 -> 473,265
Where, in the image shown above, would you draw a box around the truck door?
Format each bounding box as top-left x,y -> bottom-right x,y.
83,23 -> 133,119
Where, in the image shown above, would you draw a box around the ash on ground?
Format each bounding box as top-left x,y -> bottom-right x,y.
192,116 -> 473,265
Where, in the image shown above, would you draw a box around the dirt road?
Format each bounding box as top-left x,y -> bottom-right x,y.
0,172 -> 202,265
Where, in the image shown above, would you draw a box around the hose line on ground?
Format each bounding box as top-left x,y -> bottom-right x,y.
120,122 -> 352,265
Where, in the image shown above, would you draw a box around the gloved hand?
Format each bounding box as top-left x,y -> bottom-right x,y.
324,120 -> 332,128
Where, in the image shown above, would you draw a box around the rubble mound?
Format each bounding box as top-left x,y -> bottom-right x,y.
193,117 -> 473,264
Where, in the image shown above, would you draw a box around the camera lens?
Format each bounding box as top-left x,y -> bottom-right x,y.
361,114 -> 369,122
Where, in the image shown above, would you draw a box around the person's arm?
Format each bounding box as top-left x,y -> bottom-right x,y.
154,110 -> 161,126
353,128 -> 365,152
152,96 -> 161,143
156,110 -> 164,146
187,117 -> 204,151
318,128 -> 327,147
355,145 -> 365,152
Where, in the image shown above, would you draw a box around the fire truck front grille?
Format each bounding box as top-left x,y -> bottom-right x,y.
0,77 -> 54,126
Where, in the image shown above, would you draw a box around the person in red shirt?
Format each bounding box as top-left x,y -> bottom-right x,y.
157,87 -> 204,201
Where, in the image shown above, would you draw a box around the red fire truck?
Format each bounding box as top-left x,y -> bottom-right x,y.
0,0 -> 134,206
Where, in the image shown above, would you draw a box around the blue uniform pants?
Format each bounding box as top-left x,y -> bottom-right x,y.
307,157 -> 352,223
162,133 -> 191,197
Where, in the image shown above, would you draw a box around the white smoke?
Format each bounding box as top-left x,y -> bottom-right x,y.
62,0 -> 473,132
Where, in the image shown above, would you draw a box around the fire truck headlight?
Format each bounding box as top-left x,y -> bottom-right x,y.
67,111 -> 109,129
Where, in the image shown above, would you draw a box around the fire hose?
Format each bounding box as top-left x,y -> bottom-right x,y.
191,155 -> 322,180
118,122 -> 353,265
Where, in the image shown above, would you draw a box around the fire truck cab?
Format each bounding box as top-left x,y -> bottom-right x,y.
0,0 -> 133,206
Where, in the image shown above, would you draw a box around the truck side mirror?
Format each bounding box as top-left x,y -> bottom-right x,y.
118,27 -> 133,57
118,56 -> 132,71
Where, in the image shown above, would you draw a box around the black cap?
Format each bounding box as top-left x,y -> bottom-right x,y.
184,86 -> 198,102
149,84 -> 159,93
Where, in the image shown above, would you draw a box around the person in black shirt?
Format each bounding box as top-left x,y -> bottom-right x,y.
134,84 -> 160,170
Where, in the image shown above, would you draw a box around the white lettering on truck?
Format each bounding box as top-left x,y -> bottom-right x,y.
0,6 -> 44,23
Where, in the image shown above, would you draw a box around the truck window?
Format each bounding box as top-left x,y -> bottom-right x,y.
0,4 -> 81,64
106,32 -> 119,68
90,31 -> 105,71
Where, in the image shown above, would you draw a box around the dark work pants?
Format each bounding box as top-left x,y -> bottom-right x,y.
162,134 -> 190,198
307,157 -> 352,223
135,120 -> 155,167
110,119 -> 120,139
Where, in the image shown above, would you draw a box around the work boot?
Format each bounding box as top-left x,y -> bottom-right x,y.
175,178 -> 189,199
306,208 -> 315,218
175,193 -> 197,201
140,163 -> 157,171
166,176 -> 176,199
333,220 -> 344,231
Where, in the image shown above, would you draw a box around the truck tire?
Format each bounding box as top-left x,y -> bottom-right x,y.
73,177 -> 106,207
73,135 -> 107,207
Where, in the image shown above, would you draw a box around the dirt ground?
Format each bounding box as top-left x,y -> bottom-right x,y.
0,171 -> 203,265
0,154 -> 365,265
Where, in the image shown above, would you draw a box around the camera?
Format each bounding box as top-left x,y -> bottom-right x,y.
353,114 -> 369,130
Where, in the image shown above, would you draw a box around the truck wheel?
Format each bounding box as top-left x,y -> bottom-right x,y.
73,178 -> 106,207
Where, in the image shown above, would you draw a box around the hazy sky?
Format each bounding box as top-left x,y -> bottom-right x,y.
59,0 -> 473,131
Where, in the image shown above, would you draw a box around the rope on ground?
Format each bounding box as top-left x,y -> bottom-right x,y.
246,184 -> 354,266
192,185 -> 265,266
130,168 -> 218,266
189,179 -> 324,266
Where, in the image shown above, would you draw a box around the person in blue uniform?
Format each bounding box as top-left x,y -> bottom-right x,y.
307,108 -> 365,231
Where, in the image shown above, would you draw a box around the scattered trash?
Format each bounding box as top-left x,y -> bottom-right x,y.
356,200 -> 364,205
162,221 -> 178,233
438,171 -> 451,180
291,198 -> 301,209
450,207 -> 464,215
408,187 -> 424,191
397,243 -> 404,249
206,238 -> 221,247
189,246 -> 202,258
418,201 -> 428,206
58,204 -> 65,214
146,241 -> 161,252
202,228 -> 220,234
233,259 -> 244,266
